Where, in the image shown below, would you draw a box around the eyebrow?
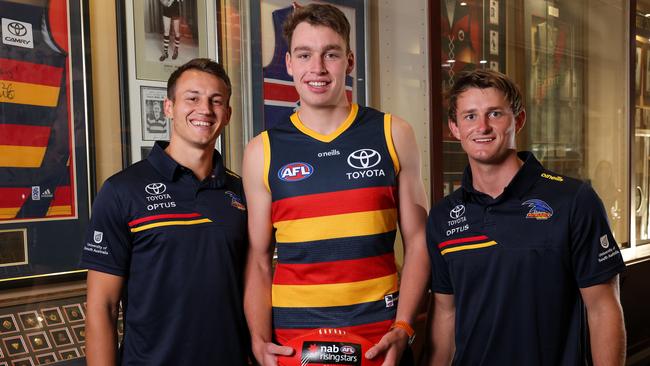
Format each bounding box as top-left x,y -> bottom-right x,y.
292,44 -> 344,53
182,90 -> 225,98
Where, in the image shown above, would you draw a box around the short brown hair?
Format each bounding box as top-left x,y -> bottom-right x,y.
447,69 -> 524,123
282,3 -> 351,53
167,58 -> 232,103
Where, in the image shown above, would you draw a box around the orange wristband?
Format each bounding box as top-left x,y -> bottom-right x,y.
390,320 -> 415,338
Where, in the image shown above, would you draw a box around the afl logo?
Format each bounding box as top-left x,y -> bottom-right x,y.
278,162 -> 314,182
340,345 -> 355,355
7,22 -> 27,36
347,148 -> 381,169
145,182 -> 167,195
449,205 -> 465,219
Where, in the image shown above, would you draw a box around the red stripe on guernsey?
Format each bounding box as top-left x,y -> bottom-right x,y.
49,185 -> 72,206
273,253 -> 396,285
438,235 -> 489,249
0,188 -> 31,207
274,319 -> 393,345
0,125 -> 51,147
0,58 -> 64,87
264,82 -> 299,102
128,213 -> 202,227
272,186 -> 397,222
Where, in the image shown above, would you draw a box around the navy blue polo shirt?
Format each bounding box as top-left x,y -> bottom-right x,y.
427,151 -> 626,366
81,142 -> 250,365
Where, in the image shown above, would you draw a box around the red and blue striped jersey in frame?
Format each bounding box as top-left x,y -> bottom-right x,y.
262,5 -> 353,130
0,0 -> 75,221
263,104 -> 401,344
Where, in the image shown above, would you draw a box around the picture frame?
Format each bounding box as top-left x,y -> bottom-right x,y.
117,0 -> 221,164
0,0 -> 94,285
248,0 -> 368,134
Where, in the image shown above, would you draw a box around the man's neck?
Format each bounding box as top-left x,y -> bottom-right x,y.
297,103 -> 352,136
165,142 -> 214,181
469,152 -> 523,199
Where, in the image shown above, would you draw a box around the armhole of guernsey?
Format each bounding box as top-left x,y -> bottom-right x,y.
384,113 -> 401,175
261,131 -> 271,192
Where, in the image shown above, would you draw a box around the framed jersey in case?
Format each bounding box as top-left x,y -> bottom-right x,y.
117,0 -> 221,164
248,0 -> 368,134
0,0 -> 94,285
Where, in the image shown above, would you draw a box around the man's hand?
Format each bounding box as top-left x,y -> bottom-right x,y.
253,340 -> 294,366
364,327 -> 409,366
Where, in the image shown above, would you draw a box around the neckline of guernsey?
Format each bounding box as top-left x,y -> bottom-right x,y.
290,104 -> 359,143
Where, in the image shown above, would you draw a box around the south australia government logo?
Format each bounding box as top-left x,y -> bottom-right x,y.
278,162 -> 314,182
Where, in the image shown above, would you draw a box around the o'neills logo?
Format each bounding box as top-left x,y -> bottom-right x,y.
301,341 -> 361,365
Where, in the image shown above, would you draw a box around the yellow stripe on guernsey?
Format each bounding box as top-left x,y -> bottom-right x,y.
46,205 -> 72,217
272,273 -> 398,307
262,131 -> 271,192
0,81 -> 60,107
0,146 -> 47,168
274,208 -> 397,243
0,208 -> 21,219
130,219 -> 212,233
383,114 -> 401,175
441,240 -> 498,255
290,104 -> 359,143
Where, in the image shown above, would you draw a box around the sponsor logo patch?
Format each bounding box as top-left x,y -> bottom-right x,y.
541,172 -> 564,182
2,19 -> 33,48
93,231 -> 103,244
302,341 -> 361,365
449,205 -> 465,219
347,148 -> 381,169
600,234 -> 610,249
278,162 -> 314,182
145,182 -> 166,195
522,199 -> 553,220
31,186 -> 40,201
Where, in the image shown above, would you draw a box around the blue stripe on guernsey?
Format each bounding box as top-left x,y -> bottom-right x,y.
272,296 -> 398,329
276,231 -> 396,264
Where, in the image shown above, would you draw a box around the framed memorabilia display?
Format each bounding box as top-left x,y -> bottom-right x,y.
0,0 -> 94,284
117,0 -> 220,164
248,0 -> 368,134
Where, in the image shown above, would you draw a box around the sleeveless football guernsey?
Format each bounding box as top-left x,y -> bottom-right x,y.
264,104 -> 400,344
0,0 -> 72,220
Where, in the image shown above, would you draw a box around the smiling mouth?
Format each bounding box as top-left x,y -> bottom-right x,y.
473,137 -> 495,143
190,120 -> 213,127
307,81 -> 329,87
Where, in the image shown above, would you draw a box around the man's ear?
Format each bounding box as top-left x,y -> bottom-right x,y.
515,109 -> 526,133
346,52 -> 355,75
164,98 -> 174,119
448,119 -> 461,140
285,52 -> 294,77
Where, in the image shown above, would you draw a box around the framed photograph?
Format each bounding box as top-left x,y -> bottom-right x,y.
133,0 -> 209,82
248,0 -> 368,134
140,86 -> 171,141
118,0 -> 220,163
489,0 -> 498,25
0,0 -> 94,284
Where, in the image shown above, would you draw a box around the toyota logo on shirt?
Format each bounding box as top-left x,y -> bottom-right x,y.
145,183 -> 167,195
449,205 -> 465,219
347,149 -> 381,169
7,22 -> 27,36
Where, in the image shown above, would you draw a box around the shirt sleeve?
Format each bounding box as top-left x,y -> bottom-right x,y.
570,183 -> 626,288
427,208 -> 454,294
79,180 -> 132,277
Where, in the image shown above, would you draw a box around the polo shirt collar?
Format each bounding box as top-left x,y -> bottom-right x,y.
461,151 -> 543,202
147,141 -> 227,188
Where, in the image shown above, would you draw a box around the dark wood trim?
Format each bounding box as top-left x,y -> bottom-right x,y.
429,0 -> 443,205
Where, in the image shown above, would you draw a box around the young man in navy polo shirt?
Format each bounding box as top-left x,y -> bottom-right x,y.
81,59 -> 250,365
427,69 -> 626,365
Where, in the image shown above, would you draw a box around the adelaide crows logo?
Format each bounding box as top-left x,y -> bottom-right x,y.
522,199 -> 553,220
